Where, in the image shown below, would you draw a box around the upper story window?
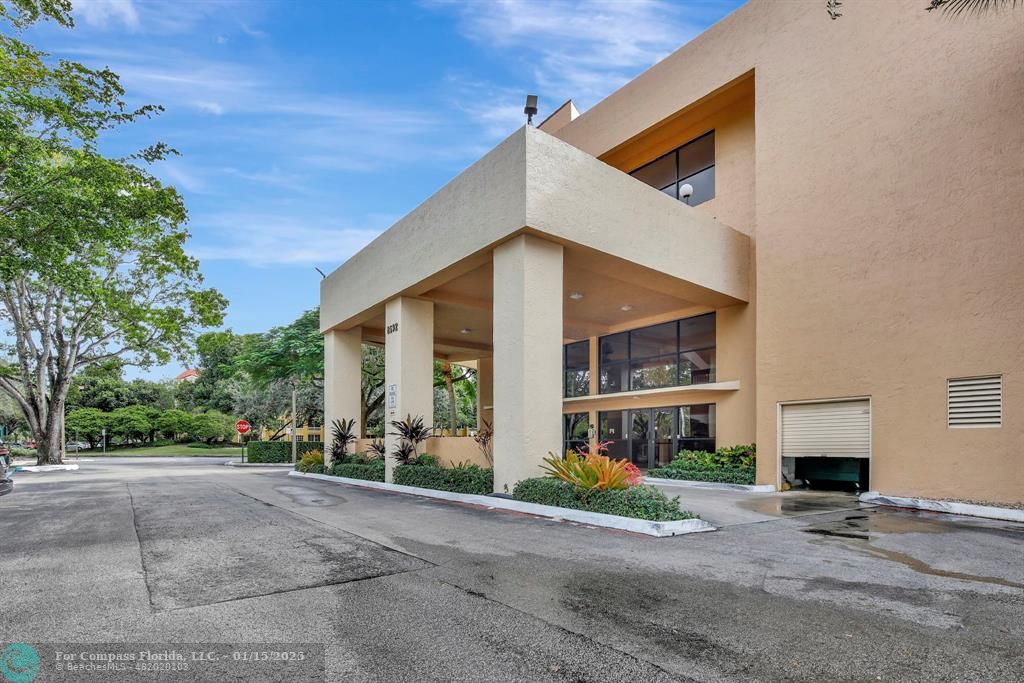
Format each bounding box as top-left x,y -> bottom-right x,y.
564,339 -> 591,398
629,131 -> 715,206
598,313 -> 716,394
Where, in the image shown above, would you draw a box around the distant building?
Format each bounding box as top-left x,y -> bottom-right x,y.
174,368 -> 200,383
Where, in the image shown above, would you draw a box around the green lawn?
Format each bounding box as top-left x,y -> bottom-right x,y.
86,444 -> 245,457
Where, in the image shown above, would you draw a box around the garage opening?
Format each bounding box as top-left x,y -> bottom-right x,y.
780,399 -> 870,492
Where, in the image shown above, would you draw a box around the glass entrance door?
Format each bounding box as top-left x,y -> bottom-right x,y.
629,410 -> 650,468
652,409 -> 675,468
630,408 -> 675,469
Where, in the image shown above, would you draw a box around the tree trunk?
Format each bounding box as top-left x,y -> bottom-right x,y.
441,362 -> 458,433
36,406 -> 64,465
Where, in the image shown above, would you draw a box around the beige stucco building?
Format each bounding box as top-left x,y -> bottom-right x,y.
320,1 -> 1023,504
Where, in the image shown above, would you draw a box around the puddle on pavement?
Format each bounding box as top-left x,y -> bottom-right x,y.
802,511 -> 1024,590
739,492 -> 861,517
273,484 -> 346,507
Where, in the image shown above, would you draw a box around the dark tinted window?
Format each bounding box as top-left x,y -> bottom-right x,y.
679,313 -> 715,351
629,321 -> 677,359
598,312 -> 716,394
630,152 -> 675,191
677,132 -> 715,179
599,332 -> 628,363
564,340 -> 590,398
629,130 -> 715,206
564,412 -> 589,454
679,166 -> 714,206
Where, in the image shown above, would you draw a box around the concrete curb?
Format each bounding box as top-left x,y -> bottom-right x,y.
860,492 -> 1024,523
15,464 -> 80,473
646,476 -> 776,493
225,462 -> 295,468
289,471 -> 715,537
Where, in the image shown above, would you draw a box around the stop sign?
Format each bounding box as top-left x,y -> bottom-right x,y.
235,420 -> 251,434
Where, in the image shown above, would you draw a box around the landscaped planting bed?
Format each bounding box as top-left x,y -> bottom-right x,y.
512,477 -> 693,521
330,459 -> 385,482
393,462 -> 492,495
248,440 -> 322,463
647,465 -> 755,485
649,445 -> 756,485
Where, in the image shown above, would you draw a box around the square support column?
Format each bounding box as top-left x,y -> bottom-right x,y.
492,234 -> 564,493
383,297 -> 434,482
323,327 -> 362,468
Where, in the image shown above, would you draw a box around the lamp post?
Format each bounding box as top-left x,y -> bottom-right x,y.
291,388 -> 297,464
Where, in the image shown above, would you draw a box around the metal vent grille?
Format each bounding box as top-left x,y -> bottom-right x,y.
947,376 -> 1002,428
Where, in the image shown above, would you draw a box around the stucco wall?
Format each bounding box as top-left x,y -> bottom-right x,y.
352,437 -> 489,469
556,1 -> 1024,503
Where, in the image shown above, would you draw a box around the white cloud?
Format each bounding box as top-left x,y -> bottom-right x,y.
74,0 -> 140,30
187,212 -> 388,266
195,101 -> 225,115
429,0 -> 729,108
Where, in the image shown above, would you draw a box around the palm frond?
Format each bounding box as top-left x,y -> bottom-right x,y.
927,0 -> 1020,15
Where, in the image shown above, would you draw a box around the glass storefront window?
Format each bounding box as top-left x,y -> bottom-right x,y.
630,356 -> 679,390
599,404 -> 716,468
598,312 -> 716,394
563,412 -> 590,454
564,340 -> 590,398
679,404 -> 716,453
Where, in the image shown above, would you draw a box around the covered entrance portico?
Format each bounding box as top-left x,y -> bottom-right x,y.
320,126 -> 751,493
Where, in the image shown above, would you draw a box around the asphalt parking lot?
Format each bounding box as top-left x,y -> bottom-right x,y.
1,458 -> 1022,682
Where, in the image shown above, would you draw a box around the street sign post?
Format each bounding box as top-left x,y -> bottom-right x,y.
236,420 -> 251,463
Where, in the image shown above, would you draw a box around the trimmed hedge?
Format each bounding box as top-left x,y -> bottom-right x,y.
393,463 -> 493,495
647,466 -> 755,485
330,459 -> 385,482
248,441 -> 321,463
512,478 -> 693,521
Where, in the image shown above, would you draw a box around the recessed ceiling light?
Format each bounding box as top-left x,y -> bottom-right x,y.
568,292 -> 584,300
620,304 -> 633,312
460,328 -> 472,335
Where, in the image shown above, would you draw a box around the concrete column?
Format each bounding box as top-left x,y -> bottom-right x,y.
476,357 -> 493,429
492,234 -> 563,493
587,335 -> 599,396
383,297 -> 434,482
323,327 -> 362,468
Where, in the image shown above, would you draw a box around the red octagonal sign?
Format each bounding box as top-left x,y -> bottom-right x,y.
235,420 -> 251,434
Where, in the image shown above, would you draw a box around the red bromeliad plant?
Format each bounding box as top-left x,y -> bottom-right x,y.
541,440 -> 644,491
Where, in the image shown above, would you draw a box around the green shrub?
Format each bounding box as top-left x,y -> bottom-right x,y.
394,462 -> 493,495
512,478 -> 693,521
187,441 -> 216,449
248,441 -> 321,463
9,447 -> 34,459
330,459 -> 385,482
647,466 -> 755,485
296,449 -> 324,473
672,444 -> 755,472
412,453 -> 439,467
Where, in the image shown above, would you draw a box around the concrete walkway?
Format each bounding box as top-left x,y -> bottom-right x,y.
650,483 -> 865,526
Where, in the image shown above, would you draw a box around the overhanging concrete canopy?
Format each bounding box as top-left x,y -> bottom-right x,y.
320,125 -> 751,333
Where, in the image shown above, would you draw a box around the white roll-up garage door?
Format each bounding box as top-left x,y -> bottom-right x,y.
781,400 -> 870,459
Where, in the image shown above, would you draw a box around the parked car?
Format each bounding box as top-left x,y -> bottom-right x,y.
66,441 -> 90,452
0,456 -> 12,497
0,442 -> 8,460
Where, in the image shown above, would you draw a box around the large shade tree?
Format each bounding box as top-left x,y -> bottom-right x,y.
0,2 -> 226,463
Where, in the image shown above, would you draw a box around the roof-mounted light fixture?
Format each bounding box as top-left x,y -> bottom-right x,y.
524,94 -> 538,126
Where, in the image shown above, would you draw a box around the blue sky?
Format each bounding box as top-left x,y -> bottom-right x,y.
22,0 -> 742,379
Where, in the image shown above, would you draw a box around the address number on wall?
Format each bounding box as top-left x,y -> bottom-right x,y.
386,323 -> 399,334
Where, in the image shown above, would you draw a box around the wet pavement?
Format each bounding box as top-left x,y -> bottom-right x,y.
650,484 -> 864,526
2,458 -> 1023,682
